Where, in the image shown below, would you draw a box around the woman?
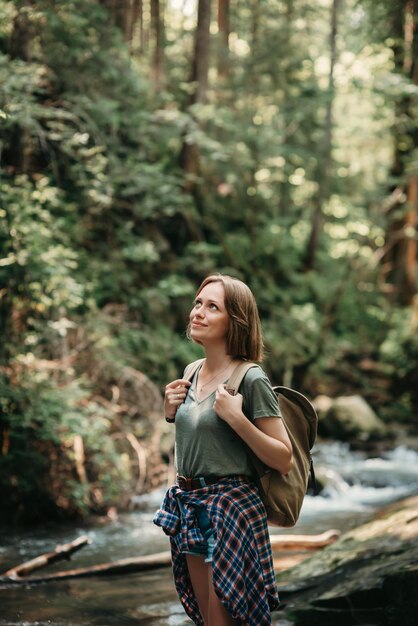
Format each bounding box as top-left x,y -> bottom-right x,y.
153,274 -> 293,626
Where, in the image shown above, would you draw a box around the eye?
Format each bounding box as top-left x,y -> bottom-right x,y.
209,303 -> 219,310
193,299 -> 202,308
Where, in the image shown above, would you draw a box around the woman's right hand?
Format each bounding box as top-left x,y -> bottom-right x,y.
164,379 -> 191,421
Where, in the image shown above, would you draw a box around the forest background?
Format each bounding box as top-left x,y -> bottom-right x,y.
1,0 -> 417,525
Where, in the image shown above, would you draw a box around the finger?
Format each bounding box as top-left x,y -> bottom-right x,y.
216,385 -> 239,399
167,384 -> 184,391
165,385 -> 189,402
174,385 -> 189,396
217,383 -> 229,395
169,389 -> 187,403
166,379 -> 191,390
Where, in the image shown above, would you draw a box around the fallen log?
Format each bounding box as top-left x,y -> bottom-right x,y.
4,535 -> 91,579
1,530 -> 339,586
269,528 -> 340,551
1,551 -> 172,584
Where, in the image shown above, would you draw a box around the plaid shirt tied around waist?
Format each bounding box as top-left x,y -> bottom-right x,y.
153,476 -> 279,626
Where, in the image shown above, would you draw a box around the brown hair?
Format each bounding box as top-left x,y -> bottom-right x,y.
190,274 -> 264,362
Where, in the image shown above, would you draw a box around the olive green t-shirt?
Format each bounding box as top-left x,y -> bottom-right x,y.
175,364 -> 281,478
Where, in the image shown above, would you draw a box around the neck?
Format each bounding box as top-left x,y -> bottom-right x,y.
197,350 -> 235,394
203,345 -> 232,371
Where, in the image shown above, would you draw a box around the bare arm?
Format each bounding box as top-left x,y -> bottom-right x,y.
214,385 -> 293,474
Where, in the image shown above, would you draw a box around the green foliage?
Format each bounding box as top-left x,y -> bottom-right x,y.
0,363 -> 129,522
1,175 -> 84,310
380,311 -> 418,419
1,0 -> 417,523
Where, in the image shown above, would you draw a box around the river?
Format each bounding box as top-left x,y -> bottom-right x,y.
1,443 -> 418,626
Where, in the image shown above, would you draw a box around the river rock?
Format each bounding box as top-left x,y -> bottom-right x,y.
277,495 -> 418,626
315,394 -> 387,442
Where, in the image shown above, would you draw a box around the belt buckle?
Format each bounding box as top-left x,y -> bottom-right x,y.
178,475 -> 193,491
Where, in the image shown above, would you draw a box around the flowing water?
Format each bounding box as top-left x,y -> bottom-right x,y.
1,443 -> 418,626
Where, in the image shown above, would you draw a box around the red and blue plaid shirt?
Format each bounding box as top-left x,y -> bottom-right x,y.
153,476 -> 280,625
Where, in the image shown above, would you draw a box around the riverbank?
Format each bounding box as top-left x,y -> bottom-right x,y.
1,444 -> 417,626
276,494 -> 418,625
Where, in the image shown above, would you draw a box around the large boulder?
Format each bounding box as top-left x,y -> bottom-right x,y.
315,394 -> 387,442
277,495 -> 418,626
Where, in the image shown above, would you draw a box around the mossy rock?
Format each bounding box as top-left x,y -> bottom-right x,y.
316,395 -> 387,442
278,495 -> 418,626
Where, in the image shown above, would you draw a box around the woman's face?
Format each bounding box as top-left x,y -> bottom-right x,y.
189,281 -> 230,346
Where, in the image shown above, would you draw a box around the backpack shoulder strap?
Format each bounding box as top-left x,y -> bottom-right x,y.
227,361 -> 268,477
227,361 -> 259,394
183,358 -> 205,381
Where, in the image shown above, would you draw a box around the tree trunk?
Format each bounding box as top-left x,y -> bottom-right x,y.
396,0 -> 417,306
116,0 -> 131,40
217,0 -> 230,78
131,0 -> 144,52
278,0 -> 295,217
303,0 -> 340,271
8,0 -> 33,174
382,0 -> 418,305
401,174 -> 418,305
191,0 -> 212,104
151,0 -> 164,87
9,0 -> 32,61
180,0 -> 211,209
100,0 -> 132,41
248,0 -> 261,95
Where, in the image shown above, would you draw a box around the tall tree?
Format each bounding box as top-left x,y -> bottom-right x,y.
217,0 -> 230,78
383,0 -> 418,305
9,0 -> 32,61
7,0 -> 33,174
131,0 -> 144,52
151,0 -> 164,86
278,0 -> 295,217
303,0 -> 340,271
190,0 -> 212,104
180,0 -> 211,195
100,0 -> 137,42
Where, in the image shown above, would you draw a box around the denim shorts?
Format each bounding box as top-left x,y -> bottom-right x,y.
177,500 -> 215,563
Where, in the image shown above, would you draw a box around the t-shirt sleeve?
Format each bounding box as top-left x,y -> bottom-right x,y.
241,366 -> 282,421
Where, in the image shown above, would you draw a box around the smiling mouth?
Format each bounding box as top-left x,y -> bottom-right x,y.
191,322 -> 206,327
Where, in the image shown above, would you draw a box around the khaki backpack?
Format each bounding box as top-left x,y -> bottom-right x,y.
184,359 -> 318,527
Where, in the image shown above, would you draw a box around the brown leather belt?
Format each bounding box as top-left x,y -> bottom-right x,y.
176,475 -> 222,491
176,474 -> 249,491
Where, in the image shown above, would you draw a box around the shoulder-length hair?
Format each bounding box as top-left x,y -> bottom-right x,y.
190,274 -> 264,362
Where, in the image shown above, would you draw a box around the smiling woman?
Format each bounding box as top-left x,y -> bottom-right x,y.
153,274 -> 293,626
188,281 -> 230,349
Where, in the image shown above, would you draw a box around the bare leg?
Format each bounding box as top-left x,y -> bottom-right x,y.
186,554 -> 238,626
207,568 -> 237,625
186,554 -> 210,624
